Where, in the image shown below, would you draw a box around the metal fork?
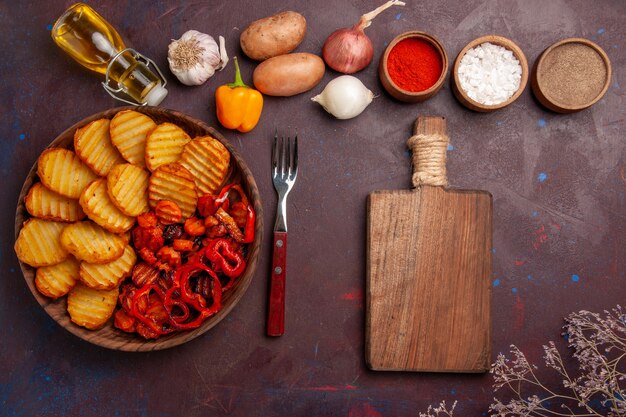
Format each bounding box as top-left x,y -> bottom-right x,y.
267,131 -> 298,336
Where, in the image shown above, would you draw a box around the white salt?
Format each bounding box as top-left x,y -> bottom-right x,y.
457,42 -> 522,105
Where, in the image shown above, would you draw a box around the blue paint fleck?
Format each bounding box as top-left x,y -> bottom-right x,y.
492,248 -> 496,254
10,268 -> 15,273
527,275 -> 533,280
496,121 -> 503,126
493,279 -> 500,287
537,118 -> 546,127
512,287 -> 518,294
597,28 -> 605,34
447,143 -> 454,151
395,13 -> 402,20
531,210 -> 539,217
537,172 -> 548,182
403,149 -> 410,158
46,24 -> 53,31
383,41 -> 388,47
450,388 -> 456,395
571,274 -> 580,282
19,133 -> 25,141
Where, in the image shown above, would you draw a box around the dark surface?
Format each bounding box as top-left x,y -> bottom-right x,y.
1,1 -> 624,416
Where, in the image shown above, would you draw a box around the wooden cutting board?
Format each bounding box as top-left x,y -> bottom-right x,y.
366,116 -> 492,372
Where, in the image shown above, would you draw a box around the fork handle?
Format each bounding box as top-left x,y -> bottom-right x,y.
267,231 -> 287,336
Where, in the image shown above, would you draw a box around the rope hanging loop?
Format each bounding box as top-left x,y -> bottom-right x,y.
406,133 -> 448,188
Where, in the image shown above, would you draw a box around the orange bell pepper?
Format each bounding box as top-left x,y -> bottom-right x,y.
215,57 -> 263,133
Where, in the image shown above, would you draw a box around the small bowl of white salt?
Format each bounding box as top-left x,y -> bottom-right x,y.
452,35 -> 528,112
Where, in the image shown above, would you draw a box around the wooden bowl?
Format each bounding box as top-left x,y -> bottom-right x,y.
379,31 -> 448,103
452,35 -> 528,112
14,106 -> 263,351
531,38 -> 611,113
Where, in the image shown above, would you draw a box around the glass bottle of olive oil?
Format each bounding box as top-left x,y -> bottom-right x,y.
51,3 -> 167,106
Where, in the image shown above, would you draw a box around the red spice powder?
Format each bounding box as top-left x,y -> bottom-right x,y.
387,38 -> 443,92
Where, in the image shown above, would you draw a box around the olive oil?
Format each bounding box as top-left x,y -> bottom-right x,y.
51,3 -> 167,105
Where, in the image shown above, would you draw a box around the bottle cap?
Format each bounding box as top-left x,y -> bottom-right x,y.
145,84 -> 168,106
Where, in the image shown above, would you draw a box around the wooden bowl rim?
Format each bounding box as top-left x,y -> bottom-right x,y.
14,106 -> 264,352
533,37 -> 612,111
380,31 -> 449,98
452,35 -> 529,111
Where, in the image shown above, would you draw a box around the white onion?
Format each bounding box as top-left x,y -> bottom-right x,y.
311,75 -> 374,120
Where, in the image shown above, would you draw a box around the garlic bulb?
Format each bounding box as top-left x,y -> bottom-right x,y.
311,75 -> 374,119
167,30 -> 229,86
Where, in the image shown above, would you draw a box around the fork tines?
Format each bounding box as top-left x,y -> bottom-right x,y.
272,131 -> 298,180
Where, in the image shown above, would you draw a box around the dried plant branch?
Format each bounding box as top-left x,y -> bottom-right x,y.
489,305 -> 625,417
418,400 -> 457,417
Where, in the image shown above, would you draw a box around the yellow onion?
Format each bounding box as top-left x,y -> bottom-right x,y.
322,0 -> 405,74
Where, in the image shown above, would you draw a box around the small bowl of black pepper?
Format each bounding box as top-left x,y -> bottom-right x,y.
531,38 -> 611,113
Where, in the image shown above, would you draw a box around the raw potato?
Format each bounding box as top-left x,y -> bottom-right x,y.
240,11 -> 307,61
253,53 -> 325,96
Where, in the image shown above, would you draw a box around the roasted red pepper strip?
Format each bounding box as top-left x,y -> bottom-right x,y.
215,208 -> 245,242
163,291 -> 190,324
198,184 -> 235,217
187,247 -> 208,265
170,263 -> 214,309
242,203 -> 255,243
206,239 -> 246,291
226,185 -> 255,243
169,278 -> 220,330
178,264 -> 209,310
163,263 -> 223,330
130,284 -> 172,336
169,308 -> 215,330
200,183 -> 255,243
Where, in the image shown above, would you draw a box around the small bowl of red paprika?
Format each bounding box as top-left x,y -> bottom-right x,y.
379,31 -> 448,103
